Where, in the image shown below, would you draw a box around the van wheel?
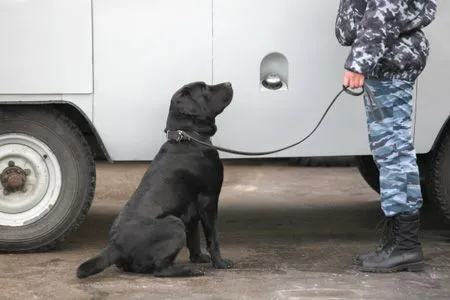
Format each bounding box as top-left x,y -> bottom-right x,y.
0,106 -> 95,252
425,125 -> 450,221
355,155 -> 380,193
355,155 -> 431,206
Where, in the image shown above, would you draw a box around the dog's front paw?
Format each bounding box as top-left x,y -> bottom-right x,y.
190,253 -> 211,264
213,258 -> 234,269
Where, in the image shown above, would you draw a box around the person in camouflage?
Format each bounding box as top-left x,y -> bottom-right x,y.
335,0 -> 437,273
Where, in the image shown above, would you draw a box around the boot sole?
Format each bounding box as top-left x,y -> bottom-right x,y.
358,261 -> 424,273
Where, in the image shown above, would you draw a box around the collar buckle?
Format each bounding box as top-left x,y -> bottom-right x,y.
167,130 -> 186,142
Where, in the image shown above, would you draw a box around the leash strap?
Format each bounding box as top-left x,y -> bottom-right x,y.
175,85 -> 367,156
363,84 -> 386,121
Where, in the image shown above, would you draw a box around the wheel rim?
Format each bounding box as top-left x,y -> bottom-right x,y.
0,134 -> 62,227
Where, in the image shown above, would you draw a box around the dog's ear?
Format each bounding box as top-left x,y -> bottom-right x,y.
170,87 -> 202,116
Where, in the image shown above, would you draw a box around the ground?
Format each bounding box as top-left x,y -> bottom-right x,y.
1,160 -> 450,300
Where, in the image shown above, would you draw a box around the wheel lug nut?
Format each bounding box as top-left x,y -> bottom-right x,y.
8,161 -> 15,167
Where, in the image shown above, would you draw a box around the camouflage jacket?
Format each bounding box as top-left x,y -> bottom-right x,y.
335,0 -> 437,81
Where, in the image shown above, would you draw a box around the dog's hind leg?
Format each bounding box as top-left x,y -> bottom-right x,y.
146,216 -> 204,277
186,221 -> 211,263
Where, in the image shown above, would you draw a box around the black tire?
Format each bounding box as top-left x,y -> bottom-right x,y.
289,156 -> 356,167
355,155 -> 381,193
425,124 -> 450,221
0,106 -> 95,252
355,154 -> 431,205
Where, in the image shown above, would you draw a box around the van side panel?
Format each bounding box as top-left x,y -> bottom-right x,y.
212,0 -> 374,159
92,0 -> 212,161
414,3 -> 450,154
0,0 -> 92,94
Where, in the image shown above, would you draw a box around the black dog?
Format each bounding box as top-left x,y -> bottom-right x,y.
76,81 -> 234,278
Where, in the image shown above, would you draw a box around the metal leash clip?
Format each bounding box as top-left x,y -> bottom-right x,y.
166,130 -> 188,142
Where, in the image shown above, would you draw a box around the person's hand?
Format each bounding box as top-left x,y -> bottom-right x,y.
343,70 -> 365,89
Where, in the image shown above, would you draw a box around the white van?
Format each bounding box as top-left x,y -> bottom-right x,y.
0,0 -> 448,252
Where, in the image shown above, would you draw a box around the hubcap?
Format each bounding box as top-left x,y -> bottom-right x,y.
1,160 -> 31,194
0,134 -> 62,226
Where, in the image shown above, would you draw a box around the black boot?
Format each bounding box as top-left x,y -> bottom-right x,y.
355,217 -> 395,265
359,212 -> 424,273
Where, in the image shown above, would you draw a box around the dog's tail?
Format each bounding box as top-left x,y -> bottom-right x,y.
76,245 -> 119,279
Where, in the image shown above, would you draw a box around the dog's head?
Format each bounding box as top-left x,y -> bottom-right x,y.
165,81 -> 233,136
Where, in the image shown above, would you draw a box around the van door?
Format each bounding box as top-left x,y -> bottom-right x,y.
212,0 -> 378,158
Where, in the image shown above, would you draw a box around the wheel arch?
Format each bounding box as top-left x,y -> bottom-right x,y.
0,101 -> 112,163
429,114 -> 450,153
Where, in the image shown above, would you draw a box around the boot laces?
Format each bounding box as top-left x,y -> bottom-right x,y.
393,217 -> 419,248
384,215 -> 420,253
374,217 -> 395,249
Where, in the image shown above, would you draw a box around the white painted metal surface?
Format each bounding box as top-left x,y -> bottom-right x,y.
0,0 -> 448,161
414,2 -> 450,153
0,0 -> 92,94
92,0 -> 212,160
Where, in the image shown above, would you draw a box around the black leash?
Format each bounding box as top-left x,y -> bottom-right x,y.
168,85 -> 366,156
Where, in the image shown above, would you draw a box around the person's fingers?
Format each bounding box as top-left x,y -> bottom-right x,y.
343,73 -> 350,87
359,75 -> 365,88
354,74 -> 362,88
343,71 -> 365,89
350,74 -> 357,89
354,74 -> 364,88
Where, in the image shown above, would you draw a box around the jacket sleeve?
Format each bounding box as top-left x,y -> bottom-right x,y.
344,0 -> 402,75
335,0 -> 366,46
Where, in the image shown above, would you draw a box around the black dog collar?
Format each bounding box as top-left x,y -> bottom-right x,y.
166,130 -> 212,144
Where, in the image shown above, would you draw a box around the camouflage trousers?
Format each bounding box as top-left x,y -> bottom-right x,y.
363,78 -> 423,217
